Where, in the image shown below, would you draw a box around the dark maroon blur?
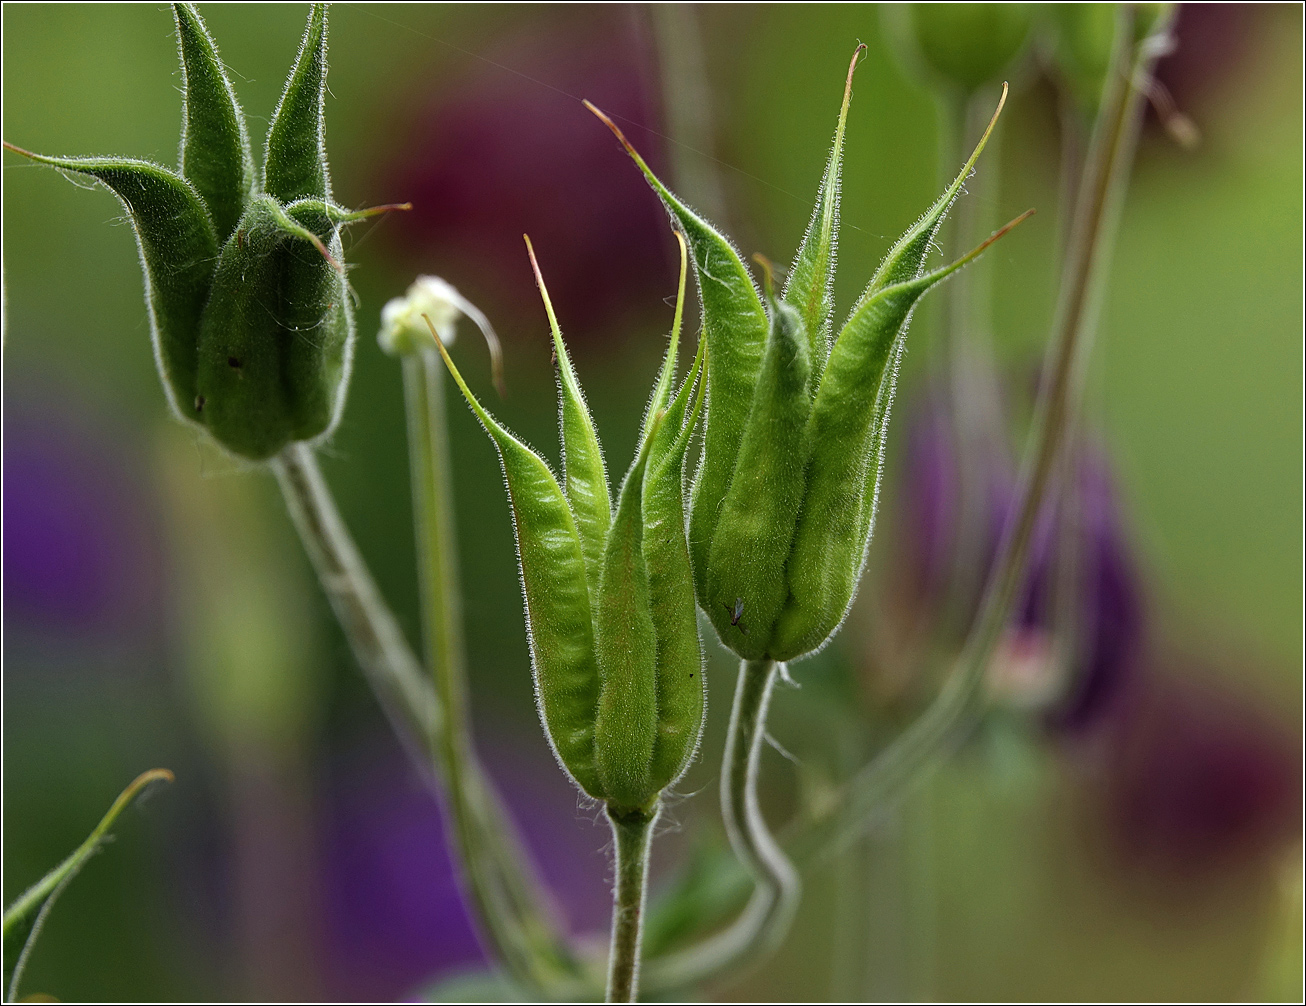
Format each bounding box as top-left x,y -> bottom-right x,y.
376,8 -> 677,349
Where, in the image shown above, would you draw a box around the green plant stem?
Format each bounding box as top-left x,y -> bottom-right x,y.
643,658 -> 799,992
404,353 -> 468,783
272,443 -> 440,764
605,805 -> 659,1003
403,350 -> 584,993
3,769 -> 174,1001
796,4 -> 1169,862
937,86 -> 1011,643
277,438 -> 584,993
650,3 -> 730,227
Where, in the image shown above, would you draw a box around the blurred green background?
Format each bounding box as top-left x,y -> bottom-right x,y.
3,4 -> 1300,1002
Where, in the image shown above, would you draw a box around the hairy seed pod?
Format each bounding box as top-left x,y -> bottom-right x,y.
436,235 -> 707,815
3,4 -> 407,462
195,197 -> 351,459
591,49 -> 1031,663
705,268 -> 811,660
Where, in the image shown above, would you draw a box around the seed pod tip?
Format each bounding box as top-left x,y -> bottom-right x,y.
346,201 -> 412,220
524,234 -> 564,348
845,42 -> 868,96
584,100 -> 650,168
935,207 -> 1035,282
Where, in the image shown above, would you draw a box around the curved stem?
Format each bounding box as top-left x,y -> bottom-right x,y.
276,438 -> 583,995
643,658 -> 799,992
272,443 -> 440,764
796,4 -> 1171,863
404,351 -> 583,991
605,805 -> 659,1003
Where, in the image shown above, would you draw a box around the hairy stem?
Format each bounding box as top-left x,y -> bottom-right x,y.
797,4 -> 1169,861
606,805 -> 659,1003
404,351 -> 582,991
276,438 -> 582,995
643,658 -> 800,992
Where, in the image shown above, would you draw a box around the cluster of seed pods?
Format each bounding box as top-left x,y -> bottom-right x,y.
587,49 -> 1025,666
7,0 -> 1023,890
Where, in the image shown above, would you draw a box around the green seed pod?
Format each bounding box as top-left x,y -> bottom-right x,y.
897,3 -> 1034,95
591,50 -> 1030,663
2,4 -> 405,462
704,265 -> 811,661
436,235 -> 707,815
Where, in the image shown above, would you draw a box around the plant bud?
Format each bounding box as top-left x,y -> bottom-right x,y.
898,3 -> 1034,94
704,266 -> 811,661
435,235 -> 706,814
3,4 -> 406,461
380,277 -> 466,352
378,275 -> 505,396
591,49 -> 1030,662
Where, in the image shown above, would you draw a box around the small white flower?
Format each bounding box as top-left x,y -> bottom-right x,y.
378,276 -> 503,389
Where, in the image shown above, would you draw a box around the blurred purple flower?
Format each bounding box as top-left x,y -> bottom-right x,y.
1019,446 -> 1146,734
897,389 -> 962,608
889,390 -> 1301,877
886,390 -> 1141,732
1150,4 -> 1258,125
897,386 -> 1012,618
3,391 -> 161,650
376,11 -> 676,346
320,748 -> 483,1001
320,733 -> 612,1000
